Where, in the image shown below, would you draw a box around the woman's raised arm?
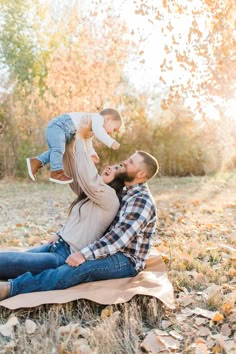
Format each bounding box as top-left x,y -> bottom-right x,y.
74,139 -> 114,208
63,138 -> 81,196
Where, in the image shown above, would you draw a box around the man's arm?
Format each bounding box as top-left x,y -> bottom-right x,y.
80,195 -> 154,260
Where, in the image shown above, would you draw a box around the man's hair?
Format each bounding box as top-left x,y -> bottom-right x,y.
100,108 -> 122,122
137,150 -> 159,181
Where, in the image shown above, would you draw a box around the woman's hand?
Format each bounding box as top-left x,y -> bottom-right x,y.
78,117 -> 93,139
66,251 -> 86,267
91,153 -> 100,164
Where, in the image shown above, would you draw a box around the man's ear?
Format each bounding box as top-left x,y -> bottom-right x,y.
137,170 -> 147,180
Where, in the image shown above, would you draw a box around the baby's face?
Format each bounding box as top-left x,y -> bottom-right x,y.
103,116 -> 121,135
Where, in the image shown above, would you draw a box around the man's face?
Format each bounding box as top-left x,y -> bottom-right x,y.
120,153 -> 144,182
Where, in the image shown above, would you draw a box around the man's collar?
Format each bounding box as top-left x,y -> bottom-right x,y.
123,183 -> 146,192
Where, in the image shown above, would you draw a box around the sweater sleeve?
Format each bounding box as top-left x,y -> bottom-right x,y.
91,114 -> 116,148
74,139 -> 116,208
63,138 -> 81,196
84,137 -> 96,157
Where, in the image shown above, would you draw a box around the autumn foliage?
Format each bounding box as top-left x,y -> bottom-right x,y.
0,0 -> 235,178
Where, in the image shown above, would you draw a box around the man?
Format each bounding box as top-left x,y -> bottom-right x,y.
0,150 -> 159,300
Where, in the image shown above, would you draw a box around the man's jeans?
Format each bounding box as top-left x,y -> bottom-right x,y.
37,114 -> 76,171
9,252 -> 137,297
0,239 -> 71,279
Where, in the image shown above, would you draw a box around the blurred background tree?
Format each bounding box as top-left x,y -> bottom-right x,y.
0,0 -> 235,178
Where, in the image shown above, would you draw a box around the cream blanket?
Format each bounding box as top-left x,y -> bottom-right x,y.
0,248 -> 175,310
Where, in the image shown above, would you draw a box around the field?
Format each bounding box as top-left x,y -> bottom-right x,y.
0,173 -> 235,353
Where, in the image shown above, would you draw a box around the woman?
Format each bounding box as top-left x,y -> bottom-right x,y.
0,137 -> 125,279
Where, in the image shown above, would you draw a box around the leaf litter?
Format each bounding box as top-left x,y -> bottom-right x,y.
0,174 -> 236,353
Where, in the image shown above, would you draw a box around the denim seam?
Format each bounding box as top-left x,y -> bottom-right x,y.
57,262 -> 135,288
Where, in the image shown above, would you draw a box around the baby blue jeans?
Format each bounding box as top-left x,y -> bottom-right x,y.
37,114 -> 76,171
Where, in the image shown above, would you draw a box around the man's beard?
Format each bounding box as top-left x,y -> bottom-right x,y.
119,171 -> 136,182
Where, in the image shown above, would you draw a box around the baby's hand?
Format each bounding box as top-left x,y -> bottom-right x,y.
111,141 -> 120,150
91,154 -> 100,164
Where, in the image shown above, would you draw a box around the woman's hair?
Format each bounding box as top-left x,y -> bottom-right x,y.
107,175 -> 125,200
68,174 -> 125,215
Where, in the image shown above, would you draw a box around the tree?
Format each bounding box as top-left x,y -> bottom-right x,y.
133,0 -> 236,118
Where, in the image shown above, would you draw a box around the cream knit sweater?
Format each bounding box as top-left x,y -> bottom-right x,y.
60,139 -> 120,252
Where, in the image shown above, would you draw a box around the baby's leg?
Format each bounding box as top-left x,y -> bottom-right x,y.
46,115 -> 76,184
46,123 -> 66,172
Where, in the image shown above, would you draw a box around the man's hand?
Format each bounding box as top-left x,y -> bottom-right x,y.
66,251 -> 86,267
91,153 -> 100,164
48,234 -> 59,244
111,141 -> 120,150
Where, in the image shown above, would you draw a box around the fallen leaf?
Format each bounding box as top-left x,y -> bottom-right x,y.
169,330 -> 184,340
212,345 -> 222,353
228,268 -> 236,277
27,236 -> 42,246
161,320 -> 172,330
205,285 -> 222,297
194,272 -> 207,284
195,343 -> 209,354
73,338 -> 93,354
212,312 -> 224,322
221,303 -> 233,315
153,329 -> 169,336
197,326 -> 211,337
0,316 -> 19,338
159,335 -> 180,350
223,340 -> 236,353
141,332 -> 166,353
192,307 -> 215,319
101,305 -> 113,319
0,325 -> 14,338
25,319 -> 37,334
195,338 -> 206,344
220,244 -> 236,254
220,323 -> 231,337
195,318 -> 207,326
179,295 -> 194,307
5,316 -> 19,327
58,323 -> 89,337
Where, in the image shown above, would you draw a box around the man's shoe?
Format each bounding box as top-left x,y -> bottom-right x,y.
26,158 -> 43,181
49,170 -> 73,184
0,281 -> 10,301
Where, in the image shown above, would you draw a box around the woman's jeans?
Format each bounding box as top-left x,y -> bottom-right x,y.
37,114 -> 76,171
9,252 -> 137,297
0,239 -> 71,279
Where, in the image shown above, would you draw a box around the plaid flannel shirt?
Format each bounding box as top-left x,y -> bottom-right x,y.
80,183 -> 157,271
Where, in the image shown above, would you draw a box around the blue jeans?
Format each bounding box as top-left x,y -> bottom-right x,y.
9,252 -> 137,297
37,114 -> 76,171
0,239 -> 71,279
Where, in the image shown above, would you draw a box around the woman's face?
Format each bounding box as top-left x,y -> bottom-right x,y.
101,165 -> 122,184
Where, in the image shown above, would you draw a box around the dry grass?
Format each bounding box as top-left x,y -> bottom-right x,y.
0,171 -> 236,353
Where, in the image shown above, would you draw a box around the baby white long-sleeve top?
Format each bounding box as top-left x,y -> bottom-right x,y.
68,112 -> 116,156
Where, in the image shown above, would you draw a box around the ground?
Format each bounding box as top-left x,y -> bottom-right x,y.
0,172 -> 235,353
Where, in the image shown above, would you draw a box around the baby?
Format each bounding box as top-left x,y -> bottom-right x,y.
26,108 -> 122,184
